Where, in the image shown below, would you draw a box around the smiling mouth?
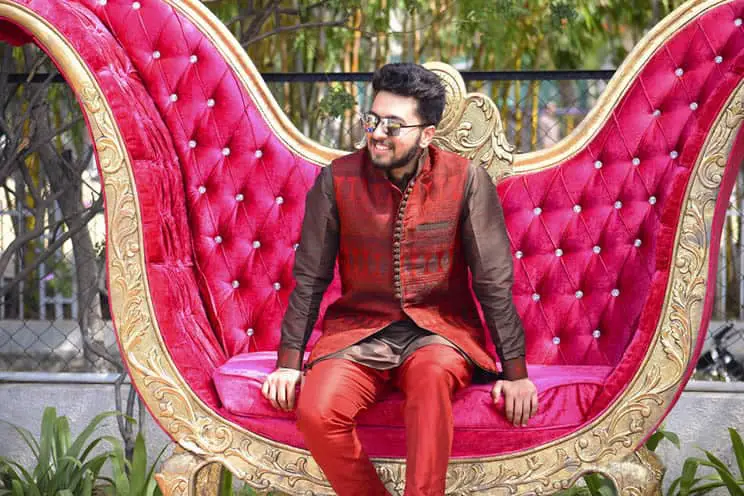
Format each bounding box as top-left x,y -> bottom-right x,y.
372,141 -> 391,151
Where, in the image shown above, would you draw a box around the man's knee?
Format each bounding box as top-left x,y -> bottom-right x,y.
402,347 -> 471,392
296,388 -> 353,436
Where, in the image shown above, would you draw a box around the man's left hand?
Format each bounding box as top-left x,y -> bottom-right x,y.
491,378 -> 538,427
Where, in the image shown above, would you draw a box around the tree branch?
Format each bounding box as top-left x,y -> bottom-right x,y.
243,20 -> 347,46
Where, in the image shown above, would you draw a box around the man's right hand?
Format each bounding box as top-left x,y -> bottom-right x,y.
261,368 -> 302,411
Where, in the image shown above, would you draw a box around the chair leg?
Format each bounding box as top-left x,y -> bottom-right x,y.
603,447 -> 665,496
155,446 -> 224,496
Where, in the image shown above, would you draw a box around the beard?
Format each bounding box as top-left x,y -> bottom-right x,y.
368,134 -> 423,171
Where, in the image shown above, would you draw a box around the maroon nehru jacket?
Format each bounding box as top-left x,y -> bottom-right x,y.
277,145 -> 527,381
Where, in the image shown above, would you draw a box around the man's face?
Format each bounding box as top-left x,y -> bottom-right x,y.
366,91 -> 428,171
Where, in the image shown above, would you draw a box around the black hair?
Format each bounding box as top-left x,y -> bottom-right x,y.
371,63 -> 446,127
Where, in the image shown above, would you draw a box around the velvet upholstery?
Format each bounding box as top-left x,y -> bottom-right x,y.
3,0 -> 743,460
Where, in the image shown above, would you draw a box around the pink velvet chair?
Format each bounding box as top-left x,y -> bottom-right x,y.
2,0 -> 743,494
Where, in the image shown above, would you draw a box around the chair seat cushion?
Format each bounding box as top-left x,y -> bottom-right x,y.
214,352 -> 612,457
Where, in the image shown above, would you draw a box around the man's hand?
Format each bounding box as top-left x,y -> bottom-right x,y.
262,368 -> 302,412
491,378 -> 538,426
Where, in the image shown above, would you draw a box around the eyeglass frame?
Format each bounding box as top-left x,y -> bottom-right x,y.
361,111 -> 433,137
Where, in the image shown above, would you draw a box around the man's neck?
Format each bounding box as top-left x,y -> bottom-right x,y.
387,149 -> 425,190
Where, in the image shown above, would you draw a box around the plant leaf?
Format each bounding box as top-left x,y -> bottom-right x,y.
729,428 -> 744,480
704,452 -> 743,496
67,411 -> 120,460
680,458 -> 700,496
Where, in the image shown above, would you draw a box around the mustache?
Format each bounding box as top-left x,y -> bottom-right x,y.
369,138 -> 392,147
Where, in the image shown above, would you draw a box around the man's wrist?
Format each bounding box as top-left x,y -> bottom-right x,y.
276,347 -> 303,370
501,356 -> 528,381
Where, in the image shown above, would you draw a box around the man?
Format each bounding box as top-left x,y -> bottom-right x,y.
262,63 -> 538,496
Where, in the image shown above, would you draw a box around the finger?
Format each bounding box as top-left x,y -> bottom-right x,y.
277,379 -> 288,411
530,391 -> 539,419
492,381 -> 503,404
268,382 -> 280,410
520,397 -> 530,426
512,394 -> 523,427
287,382 -> 297,411
504,389 -> 514,423
261,378 -> 269,399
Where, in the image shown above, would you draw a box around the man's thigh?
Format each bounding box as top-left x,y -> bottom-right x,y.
299,359 -> 390,420
393,344 -> 472,393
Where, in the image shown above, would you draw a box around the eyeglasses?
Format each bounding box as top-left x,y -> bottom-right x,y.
361,112 -> 431,137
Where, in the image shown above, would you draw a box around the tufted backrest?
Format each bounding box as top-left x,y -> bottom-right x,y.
76,0 -> 340,358
500,0 -> 744,365
70,0 -> 744,368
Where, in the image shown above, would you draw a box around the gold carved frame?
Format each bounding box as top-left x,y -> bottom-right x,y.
0,0 -> 739,494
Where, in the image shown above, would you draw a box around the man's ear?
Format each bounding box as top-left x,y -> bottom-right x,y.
420,125 -> 437,148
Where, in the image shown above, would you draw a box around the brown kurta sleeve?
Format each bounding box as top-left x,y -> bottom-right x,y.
276,166 -> 339,370
461,163 -> 528,380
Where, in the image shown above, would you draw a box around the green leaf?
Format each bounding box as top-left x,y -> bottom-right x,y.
730,428 -> 744,480
130,432 -> 149,495
704,452 -> 744,496
583,473 -> 615,496
67,411 -> 120,460
0,420 -> 40,459
36,407 -> 57,481
220,468 -> 233,496
679,458 -> 700,496
646,431 -> 663,452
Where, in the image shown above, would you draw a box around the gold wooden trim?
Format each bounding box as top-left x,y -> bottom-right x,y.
1,0 -> 737,493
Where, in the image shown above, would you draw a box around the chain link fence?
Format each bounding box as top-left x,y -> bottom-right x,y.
1,70 -> 742,373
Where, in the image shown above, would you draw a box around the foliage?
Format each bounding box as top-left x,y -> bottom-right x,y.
0,407 -> 119,496
99,432 -> 166,496
0,407 -> 167,496
667,428 -> 744,496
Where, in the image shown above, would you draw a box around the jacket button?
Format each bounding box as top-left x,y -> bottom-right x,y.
395,293 -> 402,300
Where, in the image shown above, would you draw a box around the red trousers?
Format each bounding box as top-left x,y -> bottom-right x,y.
296,344 -> 472,496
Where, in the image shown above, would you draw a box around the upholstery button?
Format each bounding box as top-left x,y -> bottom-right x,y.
252,241 -> 261,248
99,0 -> 107,5
188,140 -> 196,149
152,50 -> 160,59
189,55 -> 198,63
293,243 -> 299,251
575,290 -> 584,299
593,245 -> 601,254
552,337 -> 561,345
532,293 -> 540,302
594,160 -> 603,169
207,98 -> 215,107
555,248 -> 563,257
273,282 -> 281,290
222,147 -> 231,156
515,250 -> 523,259
632,157 -> 641,166
246,328 -> 254,336
198,185 -> 206,194
614,200 -> 622,209
235,193 -> 244,202
736,18 -> 743,26
592,329 -> 601,338
214,235 -> 222,244
275,196 -> 284,205
653,109 -> 661,117
649,196 -> 657,205
715,55 -> 723,64
132,1 -> 140,9
690,102 -> 698,111
675,67 -> 684,77
231,280 -> 240,289
634,239 -> 642,247
533,207 -> 542,215
611,288 -> 620,297
169,94 -> 178,102
255,149 -> 263,158
573,205 -> 582,213
670,150 -> 679,159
